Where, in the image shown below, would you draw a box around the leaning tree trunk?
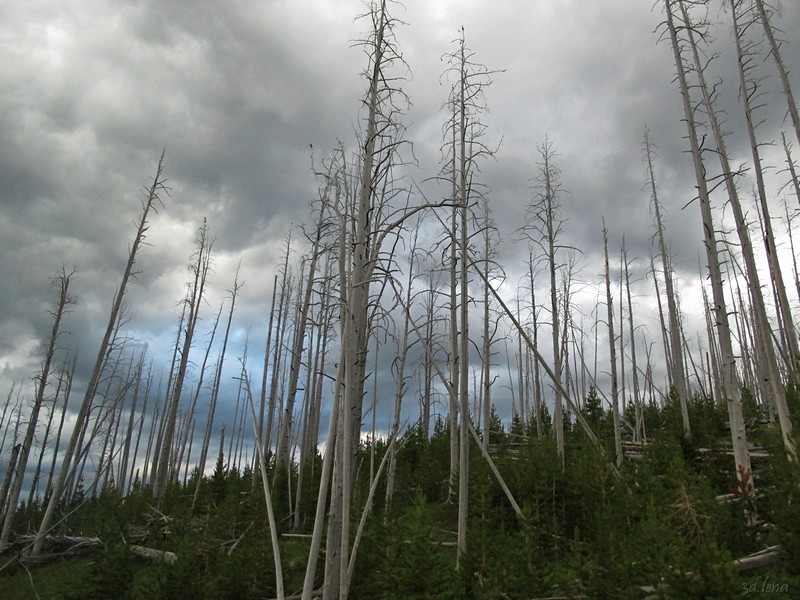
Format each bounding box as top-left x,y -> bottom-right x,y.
753,0 -> 800,148
276,183 -> 331,471
665,0 -> 752,494
683,0 -> 795,461
732,0 -> 800,460
0,268 -> 74,551
192,273 -> 239,510
644,129 -> 690,435
33,152 -> 166,555
153,219 -> 212,507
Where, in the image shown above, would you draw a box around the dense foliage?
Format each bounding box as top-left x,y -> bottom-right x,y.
1,391 -> 799,599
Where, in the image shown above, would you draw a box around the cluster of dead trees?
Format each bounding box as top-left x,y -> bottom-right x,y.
2,0 -> 800,598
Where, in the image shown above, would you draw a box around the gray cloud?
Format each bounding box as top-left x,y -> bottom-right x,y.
2,0 -> 799,480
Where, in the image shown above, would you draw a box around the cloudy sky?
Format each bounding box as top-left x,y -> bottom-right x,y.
2,0 -> 799,473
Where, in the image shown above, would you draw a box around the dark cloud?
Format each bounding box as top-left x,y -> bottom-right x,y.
2,0 -> 799,479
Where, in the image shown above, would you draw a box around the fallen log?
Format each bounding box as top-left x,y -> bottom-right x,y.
11,534 -> 103,551
10,536 -> 104,567
733,545 -> 781,573
6,535 -> 176,567
130,544 -> 177,565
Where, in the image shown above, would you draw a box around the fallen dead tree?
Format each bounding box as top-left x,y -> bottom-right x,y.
733,545 -> 781,573
11,535 -> 103,567
130,544 -> 177,565
2,535 -> 177,567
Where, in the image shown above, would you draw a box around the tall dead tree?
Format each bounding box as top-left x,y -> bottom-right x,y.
0,267 -> 75,551
265,235 -> 293,459
621,239 -> 644,442
33,152 -> 167,555
681,0 -> 795,460
644,129 -> 691,434
440,25 -> 498,566
521,139 -> 567,465
276,188 -> 331,470
730,0 -> 799,380
154,219 -> 213,506
662,0 -> 752,493
314,3 -> 415,598
603,224 -> 623,467
192,270 -> 241,510
752,0 -> 800,148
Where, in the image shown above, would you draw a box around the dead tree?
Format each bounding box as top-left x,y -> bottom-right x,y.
33,151 -> 167,555
681,0 -> 794,461
644,129 -> 690,434
0,267 -> 75,551
603,224 -> 623,467
662,0 -> 752,493
521,139 -> 568,465
192,270 -> 241,510
752,0 -> 800,147
153,219 -> 213,506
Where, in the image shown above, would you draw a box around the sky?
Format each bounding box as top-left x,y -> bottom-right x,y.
1,0 -> 800,478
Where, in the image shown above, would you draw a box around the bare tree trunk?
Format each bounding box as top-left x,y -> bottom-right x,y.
448,145 -> 460,503
277,190 -> 330,470
301,357 -> 342,600
192,272 -> 240,509
480,199 -> 498,448
732,0 -> 799,378
149,307 -> 185,486
442,26 -> 498,567
141,380 -> 162,486
782,199 -> 800,310
753,0 -> 800,147
242,370 -> 284,600
154,219 -> 212,506
258,275 -> 278,462
128,363 -> 153,491
421,283 -> 435,437
0,386 -> 18,463
117,350 -> 145,496
537,141 -> 566,464
664,0 -> 751,494
174,290 -> 225,486
644,129 -> 690,434
603,224 -> 623,467
34,152 -> 166,555
266,237 -> 293,460
681,0 -> 793,462
385,237 -> 415,508
622,240 -> 643,442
